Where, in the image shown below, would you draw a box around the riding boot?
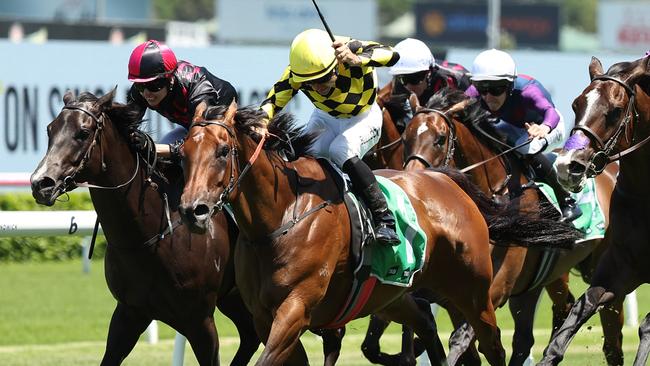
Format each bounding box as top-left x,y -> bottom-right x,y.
528,153 -> 582,222
342,157 -> 401,246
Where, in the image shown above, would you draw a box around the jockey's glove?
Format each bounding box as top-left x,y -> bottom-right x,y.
169,140 -> 183,164
129,129 -> 150,153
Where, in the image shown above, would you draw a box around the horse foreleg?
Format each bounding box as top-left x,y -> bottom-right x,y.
100,303 -> 152,366
183,315 -> 220,366
360,314 -> 399,366
311,327 -> 345,366
216,289 -> 261,365
545,274 -> 575,337
633,312 -> 650,366
255,298 -> 310,366
599,298 -> 624,366
507,287 -> 543,366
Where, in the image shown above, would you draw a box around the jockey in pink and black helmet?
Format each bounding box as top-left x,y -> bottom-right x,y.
126,40 -> 237,159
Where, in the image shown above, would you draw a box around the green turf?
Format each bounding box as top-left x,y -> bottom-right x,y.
0,260 -> 648,365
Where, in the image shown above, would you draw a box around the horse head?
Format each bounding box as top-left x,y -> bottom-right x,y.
31,88 -> 121,205
179,100 -> 239,233
402,90 -> 470,171
556,56 -> 650,192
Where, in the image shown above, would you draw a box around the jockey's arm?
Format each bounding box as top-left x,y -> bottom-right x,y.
345,39 -> 400,68
260,66 -> 300,122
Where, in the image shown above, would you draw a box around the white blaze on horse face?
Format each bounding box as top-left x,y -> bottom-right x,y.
575,88 -> 601,126
416,123 -> 428,136
192,131 -> 205,142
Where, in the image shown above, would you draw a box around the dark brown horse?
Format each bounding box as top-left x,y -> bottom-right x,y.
401,88 -> 620,365
540,56 -> 650,366
363,82 -> 405,170
30,90 -> 259,366
177,101 -> 582,365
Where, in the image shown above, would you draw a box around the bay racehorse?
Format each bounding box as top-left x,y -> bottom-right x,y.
539,56 -> 650,366
401,88 -> 620,365
178,101 -> 582,365
363,82 -> 404,170
30,90 -> 260,366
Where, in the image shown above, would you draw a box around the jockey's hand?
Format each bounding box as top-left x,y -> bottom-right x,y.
129,129 -> 150,152
333,41 -> 361,66
525,123 -> 551,138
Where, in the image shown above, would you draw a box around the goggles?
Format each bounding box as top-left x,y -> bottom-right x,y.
134,78 -> 169,93
474,82 -> 510,96
396,71 -> 429,85
304,68 -> 338,86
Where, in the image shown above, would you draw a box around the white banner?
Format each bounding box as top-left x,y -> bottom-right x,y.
0,40 -> 314,174
217,0 -> 377,43
599,1 -> 650,53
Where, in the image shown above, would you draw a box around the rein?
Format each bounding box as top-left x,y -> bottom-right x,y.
404,108 -> 456,168
573,74 -> 650,175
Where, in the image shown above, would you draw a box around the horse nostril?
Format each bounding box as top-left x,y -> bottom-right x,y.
194,204 -> 210,217
33,177 -> 55,191
568,161 -> 586,176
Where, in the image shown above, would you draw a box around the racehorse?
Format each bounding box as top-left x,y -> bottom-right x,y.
363,82 -> 405,170
539,56 -> 650,366
177,101 -> 582,365
30,90 -> 260,366
401,88 -> 620,365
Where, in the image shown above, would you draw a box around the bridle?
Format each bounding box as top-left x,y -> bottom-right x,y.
59,104 -> 140,194
403,108 -> 456,168
188,119 -> 266,213
570,74 -> 650,176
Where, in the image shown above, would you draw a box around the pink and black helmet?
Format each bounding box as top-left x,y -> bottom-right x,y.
128,40 -> 178,82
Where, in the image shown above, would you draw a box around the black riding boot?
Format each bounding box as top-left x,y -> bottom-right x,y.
342,157 -> 400,245
528,153 -> 582,222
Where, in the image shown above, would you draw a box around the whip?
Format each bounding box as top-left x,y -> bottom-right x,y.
310,0 -> 335,41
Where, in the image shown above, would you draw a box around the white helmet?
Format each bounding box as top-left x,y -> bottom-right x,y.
471,49 -> 517,82
389,38 -> 435,75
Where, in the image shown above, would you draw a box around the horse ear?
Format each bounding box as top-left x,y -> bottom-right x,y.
224,99 -> 238,123
63,90 -> 76,105
409,93 -> 421,113
96,86 -> 116,111
634,83 -> 650,123
589,57 -> 604,80
193,101 -> 207,122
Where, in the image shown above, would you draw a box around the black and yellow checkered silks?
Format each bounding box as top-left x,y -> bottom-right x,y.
261,40 -> 399,119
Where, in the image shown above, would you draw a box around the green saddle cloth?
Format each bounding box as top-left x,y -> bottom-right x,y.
536,178 -> 606,242
371,176 -> 427,287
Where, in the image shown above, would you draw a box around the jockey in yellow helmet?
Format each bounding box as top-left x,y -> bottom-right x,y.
260,29 -> 401,245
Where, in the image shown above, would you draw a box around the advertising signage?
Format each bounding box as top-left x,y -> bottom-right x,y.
415,2 -> 559,49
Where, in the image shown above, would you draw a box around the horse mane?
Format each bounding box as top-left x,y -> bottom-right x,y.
204,105 -> 316,160
75,91 -> 143,136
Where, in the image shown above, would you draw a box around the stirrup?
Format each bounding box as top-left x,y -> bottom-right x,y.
375,225 -> 400,246
559,204 -> 582,223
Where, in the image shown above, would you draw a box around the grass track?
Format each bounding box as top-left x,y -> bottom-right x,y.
0,260 -> 648,365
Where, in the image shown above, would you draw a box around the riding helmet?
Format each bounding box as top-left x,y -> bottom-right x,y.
289,29 -> 341,83
128,40 -> 178,82
389,38 -> 435,75
470,49 -> 517,82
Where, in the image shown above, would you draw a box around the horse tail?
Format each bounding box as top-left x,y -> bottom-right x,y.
435,167 -> 583,249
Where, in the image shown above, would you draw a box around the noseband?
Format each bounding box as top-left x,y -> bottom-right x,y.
403,108 -> 456,168
571,75 -> 646,176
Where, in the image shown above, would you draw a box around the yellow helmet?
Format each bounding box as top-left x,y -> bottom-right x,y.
289,29 -> 337,83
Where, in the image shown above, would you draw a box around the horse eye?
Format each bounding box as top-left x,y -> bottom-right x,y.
606,107 -> 622,124
75,129 -> 90,141
217,145 -> 230,158
434,135 -> 446,147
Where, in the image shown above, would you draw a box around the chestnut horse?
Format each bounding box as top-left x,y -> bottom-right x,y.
540,56 -> 650,366
30,90 -> 259,366
178,102 -> 582,365
401,88 -> 620,365
363,82 -> 404,170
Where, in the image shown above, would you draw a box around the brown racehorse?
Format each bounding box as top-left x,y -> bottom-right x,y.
401,88 -> 621,365
363,82 -> 405,170
30,90 -> 260,366
177,101 -> 583,366
540,56 -> 650,366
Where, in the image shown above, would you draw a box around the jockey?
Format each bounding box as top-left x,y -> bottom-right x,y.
386,38 -> 471,131
465,49 -> 582,222
126,40 -> 238,160
259,28 -> 401,246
